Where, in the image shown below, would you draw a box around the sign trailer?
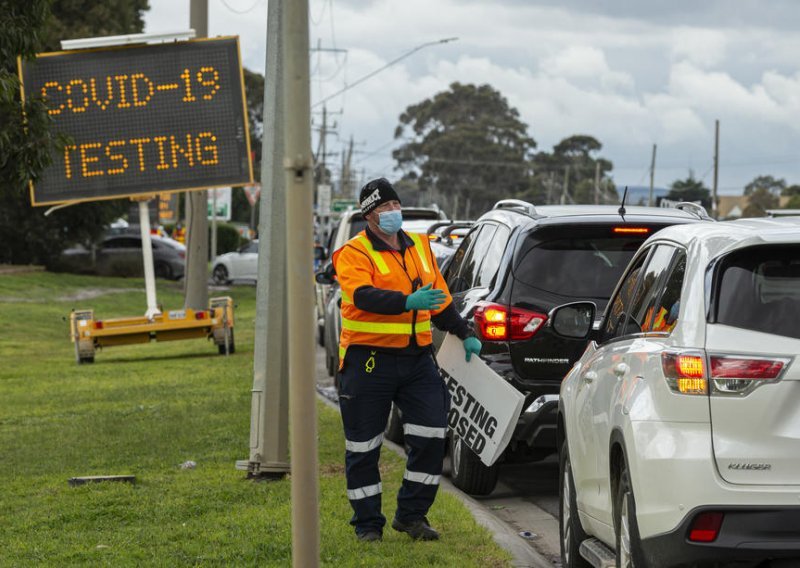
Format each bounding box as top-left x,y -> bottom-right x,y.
19,34 -> 252,362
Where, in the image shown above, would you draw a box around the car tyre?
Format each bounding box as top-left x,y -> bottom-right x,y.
615,457 -> 645,568
212,265 -> 230,285
559,438 -> 590,567
384,404 -> 404,445
326,352 -> 336,377
450,434 -> 498,495
154,262 -> 172,280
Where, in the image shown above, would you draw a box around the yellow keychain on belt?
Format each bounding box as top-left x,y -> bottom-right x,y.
365,351 -> 376,374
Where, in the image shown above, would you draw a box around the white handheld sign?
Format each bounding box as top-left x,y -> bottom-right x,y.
437,334 -> 525,466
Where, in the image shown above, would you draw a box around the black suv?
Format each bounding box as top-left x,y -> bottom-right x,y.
405,199 -> 708,495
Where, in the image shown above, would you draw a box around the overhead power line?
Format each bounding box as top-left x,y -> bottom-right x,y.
312,37 -> 458,108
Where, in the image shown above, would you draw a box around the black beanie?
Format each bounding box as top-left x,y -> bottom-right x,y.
359,178 -> 401,217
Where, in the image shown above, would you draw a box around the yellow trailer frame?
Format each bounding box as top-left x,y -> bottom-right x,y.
69,296 -> 235,364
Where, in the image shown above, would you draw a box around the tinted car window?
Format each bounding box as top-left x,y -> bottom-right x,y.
645,252 -> 686,333
348,218 -> 367,238
602,252 -> 648,341
243,241 -> 258,254
476,225 -> 510,288
515,236 -> 644,299
714,245 -> 800,339
444,230 -> 476,290
457,223 -> 497,290
628,245 -> 677,332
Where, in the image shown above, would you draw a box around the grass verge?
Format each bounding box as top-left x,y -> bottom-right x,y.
0,271 -> 512,566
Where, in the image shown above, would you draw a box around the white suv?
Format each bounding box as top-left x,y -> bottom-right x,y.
554,217 -> 800,567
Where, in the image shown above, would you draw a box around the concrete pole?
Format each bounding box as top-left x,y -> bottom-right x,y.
594,161 -> 600,205
648,144 -> 657,207
185,0 -> 210,310
236,0 -> 290,478
713,120 -> 719,219
283,0 -> 319,566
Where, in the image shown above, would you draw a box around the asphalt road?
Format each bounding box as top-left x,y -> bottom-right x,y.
314,344 -> 562,566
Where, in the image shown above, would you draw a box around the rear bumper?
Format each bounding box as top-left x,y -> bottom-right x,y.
641,506 -> 800,567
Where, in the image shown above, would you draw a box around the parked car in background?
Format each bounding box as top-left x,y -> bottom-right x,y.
556,217 -> 800,567
58,234 -> 186,280
211,240 -> 259,285
412,199 -> 709,496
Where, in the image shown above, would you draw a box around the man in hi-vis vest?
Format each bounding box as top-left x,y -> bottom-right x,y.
332,178 -> 482,542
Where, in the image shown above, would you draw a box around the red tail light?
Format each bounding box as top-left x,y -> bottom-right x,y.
93,321 -> 104,330
195,311 -> 207,320
178,251 -> 186,259
710,356 -> 786,380
688,512 -> 724,542
473,302 -> 547,341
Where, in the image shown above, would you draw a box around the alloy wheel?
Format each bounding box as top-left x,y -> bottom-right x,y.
619,492 -> 632,567
451,436 -> 462,476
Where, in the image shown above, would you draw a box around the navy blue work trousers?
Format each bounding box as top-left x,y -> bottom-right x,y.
338,346 -> 451,535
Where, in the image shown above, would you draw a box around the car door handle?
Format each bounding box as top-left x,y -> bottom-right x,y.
583,371 -> 597,384
614,363 -> 629,377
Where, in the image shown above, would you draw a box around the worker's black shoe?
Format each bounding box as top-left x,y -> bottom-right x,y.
356,530 -> 382,542
391,517 -> 440,541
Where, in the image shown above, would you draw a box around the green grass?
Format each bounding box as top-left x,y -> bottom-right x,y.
0,271 -> 511,566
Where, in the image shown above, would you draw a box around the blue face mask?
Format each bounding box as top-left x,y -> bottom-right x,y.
377,210 -> 403,234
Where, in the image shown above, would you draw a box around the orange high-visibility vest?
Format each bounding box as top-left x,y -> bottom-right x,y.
332,230 -> 453,369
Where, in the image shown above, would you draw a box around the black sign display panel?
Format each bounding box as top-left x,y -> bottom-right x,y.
19,37 -> 253,205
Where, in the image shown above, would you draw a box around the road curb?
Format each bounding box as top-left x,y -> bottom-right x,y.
316,392 -> 551,568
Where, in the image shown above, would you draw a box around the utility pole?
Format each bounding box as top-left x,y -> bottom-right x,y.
594,161 -> 601,205
464,196 -> 471,219
453,193 -> 460,220
283,0 -> 319,565
561,165 -> 570,205
713,120 -> 719,219
236,0 -> 290,480
185,0 -> 209,310
648,144 -> 657,207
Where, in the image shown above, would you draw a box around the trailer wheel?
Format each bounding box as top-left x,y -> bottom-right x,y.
218,328 -> 235,355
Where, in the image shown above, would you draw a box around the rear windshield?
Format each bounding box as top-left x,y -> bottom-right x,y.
714,245 -> 800,339
515,236 -> 646,298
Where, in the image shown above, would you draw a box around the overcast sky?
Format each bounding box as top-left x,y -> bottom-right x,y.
145,0 -> 800,196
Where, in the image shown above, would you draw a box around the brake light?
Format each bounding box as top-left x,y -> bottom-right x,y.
613,227 -> 650,235
688,512 -> 724,542
709,355 -> 790,395
195,311 -> 207,320
93,321 -> 104,330
661,352 -> 707,395
473,302 -> 547,341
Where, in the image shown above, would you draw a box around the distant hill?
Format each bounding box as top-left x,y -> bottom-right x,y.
615,185 -> 669,206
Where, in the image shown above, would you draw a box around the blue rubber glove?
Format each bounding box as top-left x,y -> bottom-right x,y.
463,336 -> 482,362
405,283 -> 446,311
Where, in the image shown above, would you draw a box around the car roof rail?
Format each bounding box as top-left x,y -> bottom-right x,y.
493,199 -> 537,216
674,202 -> 714,221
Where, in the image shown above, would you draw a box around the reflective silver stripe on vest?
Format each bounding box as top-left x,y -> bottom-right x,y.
346,482 -> 383,500
345,433 -> 384,453
403,470 -> 441,485
403,423 -> 446,439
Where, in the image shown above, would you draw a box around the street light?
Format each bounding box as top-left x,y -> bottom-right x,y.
311,37 -> 458,108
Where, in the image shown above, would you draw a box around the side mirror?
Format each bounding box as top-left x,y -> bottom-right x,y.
315,261 -> 335,285
548,302 -> 596,339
